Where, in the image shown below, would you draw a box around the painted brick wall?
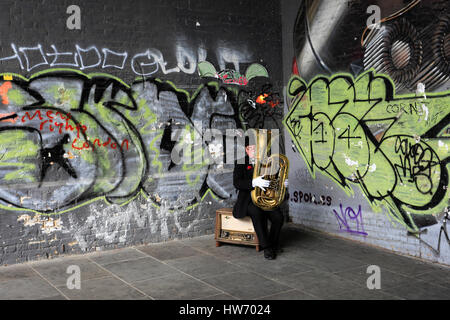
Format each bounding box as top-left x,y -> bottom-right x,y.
282,0 -> 450,266
0,0 -> 283,265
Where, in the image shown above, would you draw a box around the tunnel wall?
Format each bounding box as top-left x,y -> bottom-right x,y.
0,0 -> 284,265
282,0 -> 450,266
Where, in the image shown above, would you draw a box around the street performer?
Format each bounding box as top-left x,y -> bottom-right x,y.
232,140 -> 288,260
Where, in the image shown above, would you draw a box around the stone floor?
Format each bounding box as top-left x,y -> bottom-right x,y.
0,224 -> 449,300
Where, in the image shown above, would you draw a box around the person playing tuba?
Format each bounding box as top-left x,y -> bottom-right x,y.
232,133 -> 289,260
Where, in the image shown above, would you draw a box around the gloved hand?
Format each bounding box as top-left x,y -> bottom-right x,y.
252,176 -> 270,192
284,179 -> 289,187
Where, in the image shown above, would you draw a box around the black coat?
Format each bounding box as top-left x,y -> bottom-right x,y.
232,159 -> 289,219
232,161 -> 255,218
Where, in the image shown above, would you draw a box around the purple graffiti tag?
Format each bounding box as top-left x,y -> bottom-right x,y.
333,204 -> 368,236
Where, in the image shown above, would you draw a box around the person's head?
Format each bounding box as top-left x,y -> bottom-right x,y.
245,144 -> 256,159
241,130 -> 258,161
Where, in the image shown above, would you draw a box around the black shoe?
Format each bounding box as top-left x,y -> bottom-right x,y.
264,248 -> 276,260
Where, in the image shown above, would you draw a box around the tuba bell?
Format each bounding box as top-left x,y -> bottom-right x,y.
251,129 -> 289,211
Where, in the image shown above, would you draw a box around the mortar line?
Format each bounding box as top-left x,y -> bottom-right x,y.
28,265 -> 71,300
217,248 -> 379,299
179,239 -> 323,297
193,292 -> 233,300
87,257 -> 155,300
250,288 -> 319,300
145,235 -> 450,273
296,225 -> 450,268
175,243 -> 407,300
224,260 -> 308,294
238,250 -> 441,299
130,247 -> 241,300
9,228 -> 447,300
339,284 -> 406,300
367,265 -> 450,291
135,240 -> 318,300
89,254 -> 150,266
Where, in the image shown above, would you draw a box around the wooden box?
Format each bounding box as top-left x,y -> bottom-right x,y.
214,208 -> 260,251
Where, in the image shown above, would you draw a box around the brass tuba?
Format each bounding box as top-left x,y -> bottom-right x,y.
251,129 -> 289,211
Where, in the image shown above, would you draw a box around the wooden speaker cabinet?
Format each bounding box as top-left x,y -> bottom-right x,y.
214,208 -> 260,251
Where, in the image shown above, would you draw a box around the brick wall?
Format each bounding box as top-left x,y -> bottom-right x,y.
0,0 -> 283,265
282,0 -> 450,266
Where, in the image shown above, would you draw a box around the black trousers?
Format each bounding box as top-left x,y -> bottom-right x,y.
247,202 -> 284,250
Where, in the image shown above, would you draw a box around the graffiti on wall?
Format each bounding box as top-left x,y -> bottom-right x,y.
411,208 -> 450,255
289,189 -> 332,206
0,43 -> 253,78
238,83 -> 282,129
333,203 -> 368,236
284,69 -> 449,233
198,61 -> 282,130
436,211 -> 450,253
198,61 -> 269,86
0,68 -> 266,214
363,15 -> 450,92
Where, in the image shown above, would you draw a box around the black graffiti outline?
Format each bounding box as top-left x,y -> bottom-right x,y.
238,83 -> 283,129
285,71 -> 449,231
0,69 -> 260,212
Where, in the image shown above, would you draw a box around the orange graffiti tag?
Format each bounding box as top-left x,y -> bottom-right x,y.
0,81 -> 12,105
0,113 -> 17,123
256,93 -> 269,104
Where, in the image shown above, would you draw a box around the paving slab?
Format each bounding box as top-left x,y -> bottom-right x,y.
0,276 -> 62,300
333,286 -> 403,300
137,242 -> 203,261
274,269 -> 365,299
101,257 -> 181,283
414,269 -> 450,289
0,265 -> 37,283
166,254 -> 245,279
296,252 -> 369,273
229,254 -> 314,280
383,280 -> 450,300
133,273 -> 221,300
334,265 -> 415,289
194,293 -> 238,300
258,289 -> 319,300
0,225 -> 448,300
31,257 -> 110,287
88,248 -> 147,265
201,271 -> 292,299
56,276 -> 149,300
